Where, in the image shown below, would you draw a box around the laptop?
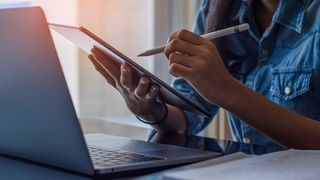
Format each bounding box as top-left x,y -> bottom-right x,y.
0,7 -> 220,176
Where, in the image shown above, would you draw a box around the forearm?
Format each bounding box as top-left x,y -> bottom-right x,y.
223,79 -> 320,149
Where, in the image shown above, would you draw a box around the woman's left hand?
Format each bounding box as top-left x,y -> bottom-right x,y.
164,29 -> 236,106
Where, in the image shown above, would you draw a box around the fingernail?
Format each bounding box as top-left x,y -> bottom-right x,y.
92,54 -> 99,61
152,86 -> 158,92
140,79 -> 147,84
121,67 -> 128,73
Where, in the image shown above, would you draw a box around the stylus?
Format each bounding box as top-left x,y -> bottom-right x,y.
138,23 -> 249,57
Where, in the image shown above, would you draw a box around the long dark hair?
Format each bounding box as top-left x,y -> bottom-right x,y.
206,0 -> 233,33
206,0 -> 233,58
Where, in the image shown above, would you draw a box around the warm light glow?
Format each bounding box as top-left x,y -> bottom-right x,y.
0,0 -> 198,128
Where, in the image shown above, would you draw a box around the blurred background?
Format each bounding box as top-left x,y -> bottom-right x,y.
0,0 -> 231,140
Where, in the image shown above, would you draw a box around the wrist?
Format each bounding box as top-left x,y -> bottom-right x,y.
137,101 -> 168,125
220,77 -> 248,111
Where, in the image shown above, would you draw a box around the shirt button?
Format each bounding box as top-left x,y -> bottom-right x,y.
262,49 -> 269,56
243,137 -> 251,144
285,87 -> 291,95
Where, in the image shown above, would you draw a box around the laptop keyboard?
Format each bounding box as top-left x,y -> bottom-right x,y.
88,146 -> 165,167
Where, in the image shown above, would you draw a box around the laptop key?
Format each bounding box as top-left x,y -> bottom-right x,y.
88,146 -> 165,167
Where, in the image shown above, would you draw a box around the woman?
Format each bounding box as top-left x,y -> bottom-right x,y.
89,0 -> 320,149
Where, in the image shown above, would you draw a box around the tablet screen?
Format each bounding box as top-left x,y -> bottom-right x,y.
50,24 -> 211,118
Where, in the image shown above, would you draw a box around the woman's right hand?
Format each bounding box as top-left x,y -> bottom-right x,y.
88,47 -> 166,122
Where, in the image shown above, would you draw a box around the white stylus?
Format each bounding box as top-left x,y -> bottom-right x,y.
138,23 -> 250,57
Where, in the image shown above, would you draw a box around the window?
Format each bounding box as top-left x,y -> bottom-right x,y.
0,0 -> 200,129
77,1 -> 155,127
76,1 -> 199,127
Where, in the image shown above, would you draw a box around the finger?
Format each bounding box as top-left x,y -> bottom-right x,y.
120,63 -> 134,91
144,84 -> 160,101
169,63 -> 192,78
91,48 -> 121,82
164,39 -> 202,58
89,55 -> 116,87
169,53 -> 194,68
168,29 -> 206,45
134,77 -> 151,100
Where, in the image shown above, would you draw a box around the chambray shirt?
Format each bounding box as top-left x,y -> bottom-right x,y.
173,0 -> 320,147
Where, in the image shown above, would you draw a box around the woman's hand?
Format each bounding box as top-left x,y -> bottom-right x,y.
164,30 -> 320,150
164,29 -> 236,106
88,47 -> 166,122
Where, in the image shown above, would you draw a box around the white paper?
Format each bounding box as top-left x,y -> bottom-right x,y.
177,152 -> 251,170
162,149 -> 320,180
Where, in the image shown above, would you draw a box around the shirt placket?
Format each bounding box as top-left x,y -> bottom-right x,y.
240,9 -> 277,145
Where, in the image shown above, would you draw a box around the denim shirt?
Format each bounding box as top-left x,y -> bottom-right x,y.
173,0 -> 320,147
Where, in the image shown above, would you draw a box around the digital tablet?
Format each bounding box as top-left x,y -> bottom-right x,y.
49,24 -> 211,118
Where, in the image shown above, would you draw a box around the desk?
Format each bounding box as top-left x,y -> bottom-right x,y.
0,118 -> 286,180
